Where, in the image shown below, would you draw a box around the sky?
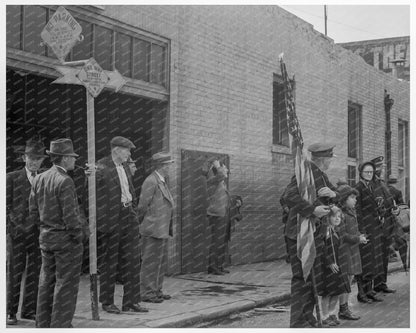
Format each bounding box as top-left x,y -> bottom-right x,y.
280,5 -> 410,43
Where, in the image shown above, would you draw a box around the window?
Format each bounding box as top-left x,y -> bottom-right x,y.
272,75 -> 290,147
347,165 -> 357,186
348,101 -> 362,159
8,5 -> 169,87
398,119 -> 408,167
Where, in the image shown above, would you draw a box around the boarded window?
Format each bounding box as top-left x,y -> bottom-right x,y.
347,165 -> 357,186
272,75 -> 290,147
348,101 -> 362,159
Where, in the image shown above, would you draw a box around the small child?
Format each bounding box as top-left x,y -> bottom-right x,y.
319,206 -> 351,327
337,184 -> 368,320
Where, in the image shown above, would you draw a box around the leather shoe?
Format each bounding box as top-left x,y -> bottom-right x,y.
122,304 -> 149,313
142,297 -> 163,303
374,286 -> 396,293
21,313 -> 36,320
7,314 -> 17,325
220,268 -> 230,274
366,293 -> 383,302
357,294 -> 373,303
102,303 -> 121,314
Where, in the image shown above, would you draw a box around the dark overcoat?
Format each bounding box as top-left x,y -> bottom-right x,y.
354,180 -> 384,279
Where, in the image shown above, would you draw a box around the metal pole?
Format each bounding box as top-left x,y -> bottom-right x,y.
324,5 -> 328,36
87,90 -> 99,320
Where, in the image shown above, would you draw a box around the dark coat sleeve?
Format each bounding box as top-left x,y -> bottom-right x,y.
282,175 -> 315,218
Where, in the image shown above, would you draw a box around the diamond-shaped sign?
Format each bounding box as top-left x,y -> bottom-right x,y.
41,6 -> 82,62
76,58 -> 110,97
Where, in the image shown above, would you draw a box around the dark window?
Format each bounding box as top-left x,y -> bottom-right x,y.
23,5 -> 47,55
347,165 -> 356,186
348,101 -> 362,158
272,76 -> 289,147
133,39 -> 150,81
7,5 -> 22,49
94,25 -> 113,71
72,19 -> 93,61
115,32 -> 132,77
363,52 -> 374,66
150,43 -> 166,86
398,120 -> 409,167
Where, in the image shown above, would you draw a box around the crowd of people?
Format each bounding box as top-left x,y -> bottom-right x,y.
6,136 -> 244,328
281,143 -> 409,328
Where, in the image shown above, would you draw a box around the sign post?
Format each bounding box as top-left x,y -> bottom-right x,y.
41,6 -> 126,321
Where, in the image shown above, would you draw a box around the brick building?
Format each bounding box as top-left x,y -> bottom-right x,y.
339,36 -> 410,81
6,5 -> 410,274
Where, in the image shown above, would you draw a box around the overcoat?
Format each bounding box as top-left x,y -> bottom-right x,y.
354,180 -> 384,279
338,208 -> 362,275
138,171 -> 174,239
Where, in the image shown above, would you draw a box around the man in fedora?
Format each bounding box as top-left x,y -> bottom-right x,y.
29,138 -> 88,328
138,152 -> 175,303
6,138 -> 47,325
94,136 -> 147,313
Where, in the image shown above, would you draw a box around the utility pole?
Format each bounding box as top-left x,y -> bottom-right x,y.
324,5 -> 328,36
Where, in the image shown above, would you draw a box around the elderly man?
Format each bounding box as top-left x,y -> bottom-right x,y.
29,139 -> 88,328
283,143 -> 339,328
95,136 -> 147,313
6,138 -> 47,325
138,152 -> 175,303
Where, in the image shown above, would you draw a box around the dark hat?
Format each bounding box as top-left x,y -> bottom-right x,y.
307,143 -> 336,157
152,152 -> 174,165
337,184 -> 359,202
16,138 -> 47,157
110,136 -> 136,149
370,156 -> 384,167
388,176 -> 398,184
46,138 -> 79,157
336,177 -> 348,187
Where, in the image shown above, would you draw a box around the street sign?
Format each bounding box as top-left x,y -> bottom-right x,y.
41,6 -> 82,63
76,58 -> 110,98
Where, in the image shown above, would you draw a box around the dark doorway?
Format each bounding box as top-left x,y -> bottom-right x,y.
6,68 -> 168,197
180,149 -> 229,274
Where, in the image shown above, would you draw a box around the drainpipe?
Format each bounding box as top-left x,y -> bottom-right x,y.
384,90 -> 394,180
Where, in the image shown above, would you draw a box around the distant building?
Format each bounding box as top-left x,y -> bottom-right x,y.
339,36 -> 410,81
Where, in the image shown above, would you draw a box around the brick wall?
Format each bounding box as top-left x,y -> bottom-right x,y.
103,5 -> 410,271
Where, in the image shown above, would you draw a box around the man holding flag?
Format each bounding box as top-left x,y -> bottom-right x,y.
278,55 -> 338,328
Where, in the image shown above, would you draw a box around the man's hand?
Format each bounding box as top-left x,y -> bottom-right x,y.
213,160 -> 221,169
318,187 -> 336,198
84,163 -> 98,176
313,205 -> 330,218
329,263 -> 339,273
359,234 -> 368,244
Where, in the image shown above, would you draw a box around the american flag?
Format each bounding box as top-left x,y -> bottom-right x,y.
279,54 -> 317,281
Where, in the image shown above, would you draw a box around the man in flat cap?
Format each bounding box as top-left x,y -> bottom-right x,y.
29,138 -> 88,327
283,142 -> 339,328
95,136 -> 147,313
138,152 -> 175,303
6,138 -> 47,325
369,157 -> 397,294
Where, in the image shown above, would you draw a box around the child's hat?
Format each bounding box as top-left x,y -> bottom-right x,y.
337,184 -> 359,202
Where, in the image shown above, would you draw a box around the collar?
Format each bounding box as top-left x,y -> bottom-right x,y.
25,167 -> 35,177
55,165 -> 68,173
155,170 -> 165,183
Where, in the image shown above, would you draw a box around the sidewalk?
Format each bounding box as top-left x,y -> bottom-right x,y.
9,259 -> 405,328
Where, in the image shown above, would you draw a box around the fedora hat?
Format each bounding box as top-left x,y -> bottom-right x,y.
16,138 -> 47,158
46,138 -> 79,157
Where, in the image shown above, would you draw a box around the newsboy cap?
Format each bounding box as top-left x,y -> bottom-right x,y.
16,138 -> 47,157
307,143 -> 336,157
370,156 -> 384,167
46,138 -> 79,157
152,152 -> 174,164
337,184 -> 359,202
110,136 -> 136,149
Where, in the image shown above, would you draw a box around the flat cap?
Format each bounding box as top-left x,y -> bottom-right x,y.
110,136 -> 136,149
152,152 -> 174,164
370,156 -> 384,166
307,143 -> 336,157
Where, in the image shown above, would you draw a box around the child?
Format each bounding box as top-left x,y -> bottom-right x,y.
337,184 -> 368,320
319,206 -> 351,327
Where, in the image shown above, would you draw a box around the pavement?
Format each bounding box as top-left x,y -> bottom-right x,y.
8,258 -> 405,328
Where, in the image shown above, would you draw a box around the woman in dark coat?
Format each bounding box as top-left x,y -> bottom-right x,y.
354,161 -> 384,303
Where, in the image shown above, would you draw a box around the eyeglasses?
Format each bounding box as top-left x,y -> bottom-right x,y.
362,171 -> 374,174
